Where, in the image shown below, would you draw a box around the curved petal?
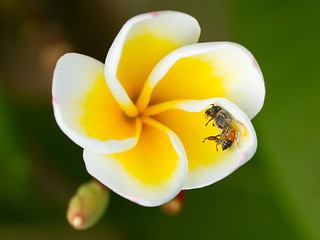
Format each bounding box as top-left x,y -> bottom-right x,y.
52,53 -> 141,154
149,98 -> 257,189
105,11 -> 201,117
83,117 -> 188,207
137,42 -> 265,119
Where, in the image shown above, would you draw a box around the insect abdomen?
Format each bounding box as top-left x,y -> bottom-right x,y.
222,139 -> 233,151
222,129 -> 235,151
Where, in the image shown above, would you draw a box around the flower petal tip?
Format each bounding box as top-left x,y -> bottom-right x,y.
52,95 -> 59,107
253,58 -> 261,72
150,11 -> 166,18
239,151 -> 249,166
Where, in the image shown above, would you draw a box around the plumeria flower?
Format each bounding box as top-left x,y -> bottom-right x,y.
52,11 -> 265,207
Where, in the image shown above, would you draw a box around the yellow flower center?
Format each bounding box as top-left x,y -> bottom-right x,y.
81,76 -> 136,141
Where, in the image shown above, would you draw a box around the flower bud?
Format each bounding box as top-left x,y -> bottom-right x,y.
161,191 -> 184,215
67,180 -> 109,229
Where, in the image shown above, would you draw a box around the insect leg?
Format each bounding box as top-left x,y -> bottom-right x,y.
216,137 -> 225,151
205,118 -> 214,126
202,135 -> 221,143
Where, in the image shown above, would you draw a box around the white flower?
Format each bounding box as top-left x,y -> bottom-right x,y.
52,11 -> 265,206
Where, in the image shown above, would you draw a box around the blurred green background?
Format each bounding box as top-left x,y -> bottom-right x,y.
1,0 -> 319,239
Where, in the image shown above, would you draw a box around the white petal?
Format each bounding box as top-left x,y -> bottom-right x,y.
137,42 -> 265,119
83,117 -> 188,207
104,11 -> 201,117
52,53 -> 141,154
148,98 -> 257,189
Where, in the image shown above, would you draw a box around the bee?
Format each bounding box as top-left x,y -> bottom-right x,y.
202,104 -> 243,151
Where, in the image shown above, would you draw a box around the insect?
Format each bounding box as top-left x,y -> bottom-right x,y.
202,104 -> 243,151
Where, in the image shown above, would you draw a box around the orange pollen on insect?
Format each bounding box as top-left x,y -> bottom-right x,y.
229,130 -> 235,139
203,114 -> 210,119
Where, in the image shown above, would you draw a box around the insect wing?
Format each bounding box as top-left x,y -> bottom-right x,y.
230,119 -> 246,147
